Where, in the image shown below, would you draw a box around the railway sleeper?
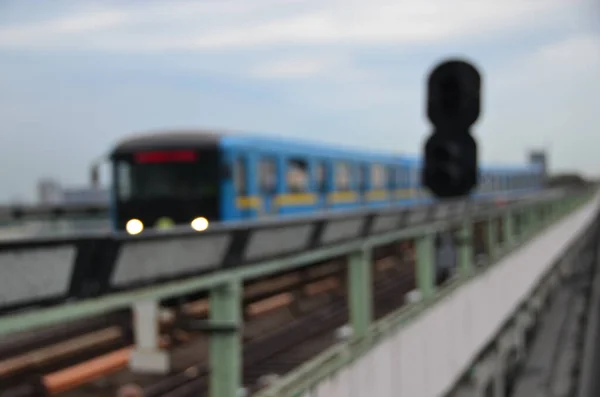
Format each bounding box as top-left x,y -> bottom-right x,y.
144,274 -> 412,397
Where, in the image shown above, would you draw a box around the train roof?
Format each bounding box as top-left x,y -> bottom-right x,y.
220,133 -> 402,163
110,129 -> 540,173
110,129 -> 224,156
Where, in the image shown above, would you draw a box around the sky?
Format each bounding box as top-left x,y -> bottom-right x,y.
0,0 -> 598,202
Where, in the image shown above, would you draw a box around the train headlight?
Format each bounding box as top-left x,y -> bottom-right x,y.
191,217 -> 209,232
126,219 -> 144,235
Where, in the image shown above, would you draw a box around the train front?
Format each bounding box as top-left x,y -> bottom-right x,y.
108,133 -> 221,235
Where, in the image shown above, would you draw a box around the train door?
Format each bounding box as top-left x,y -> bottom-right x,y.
358,163 -> 368,205
332,161 -> 355,211
387,165 -> 396,205
258,156 -> 278,217
369,164 -> 386,207
282,158 -> 312,215
412,165 -> 423,203
232,155 -> 254,221
314,160 -> 327,211
397,164 -> 410,204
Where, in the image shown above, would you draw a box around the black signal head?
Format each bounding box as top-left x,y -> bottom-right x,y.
427,59 -> 482,132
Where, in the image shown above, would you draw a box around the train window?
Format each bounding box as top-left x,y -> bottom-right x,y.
115,151 -> 219,200
259,157 -> 277,194
371,164 -> 385,189
335,162 -> 351,191
116,161 -> 132,200
233,157 -> 247,195
357,164 -> 368,191
287,159 -> 308,193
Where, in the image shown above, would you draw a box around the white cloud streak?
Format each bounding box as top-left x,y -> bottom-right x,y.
0,0 -> 571,51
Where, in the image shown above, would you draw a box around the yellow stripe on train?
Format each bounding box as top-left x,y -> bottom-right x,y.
328,191 -> 358,203
395,188 -> 416,199
236,196 -> 261,209
236,188 -> 420,210
366,190 -> 388,201
275,193 -> 318,206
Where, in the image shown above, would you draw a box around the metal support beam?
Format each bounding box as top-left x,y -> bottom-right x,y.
130,300 -> 170,374
416,234 -> 435,299
458,221 -> 474,278
528,206 -> 539,235
210,279 -> 243,397
503,212 -> 514,249
486,218 -> 497,262
348,248 -> 373,338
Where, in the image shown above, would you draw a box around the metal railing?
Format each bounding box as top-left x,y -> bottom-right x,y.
0,187 -> 593,397
0,189 -> 572,315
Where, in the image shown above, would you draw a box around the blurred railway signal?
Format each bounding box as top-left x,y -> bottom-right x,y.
423,59 -> 482,198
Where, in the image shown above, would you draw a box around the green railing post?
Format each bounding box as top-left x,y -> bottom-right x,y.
458,222 -> 474,278
529,205 -> 539,234
209,279 -> 242,397
348,248 -> 373,338
486,218 -> 497,261
522,206 -> 532,237
416,234 -> 435,299
503,211 -> 514,249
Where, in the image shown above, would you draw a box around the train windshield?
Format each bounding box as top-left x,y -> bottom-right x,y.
114,150 -> 219,201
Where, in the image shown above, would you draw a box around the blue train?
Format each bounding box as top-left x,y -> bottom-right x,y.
105,130 -> 544,234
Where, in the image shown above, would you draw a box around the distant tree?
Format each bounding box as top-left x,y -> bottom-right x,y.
545,173 -> 589,187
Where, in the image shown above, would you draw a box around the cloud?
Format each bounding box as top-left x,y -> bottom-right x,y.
473,33 -> 600,174
251,56 -> 345,79
0,9 -> 129,47
0,0 -> 571,52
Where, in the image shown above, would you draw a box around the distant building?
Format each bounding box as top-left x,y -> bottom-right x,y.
62,187 -> 109,205
37,179 -> 64,205
37,179 -> 109,206
529,151 -> 548,179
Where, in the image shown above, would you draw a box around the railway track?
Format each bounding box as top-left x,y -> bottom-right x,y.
0,213 -> 501,397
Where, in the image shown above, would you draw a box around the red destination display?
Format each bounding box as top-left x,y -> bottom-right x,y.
134,150 -> 198,163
